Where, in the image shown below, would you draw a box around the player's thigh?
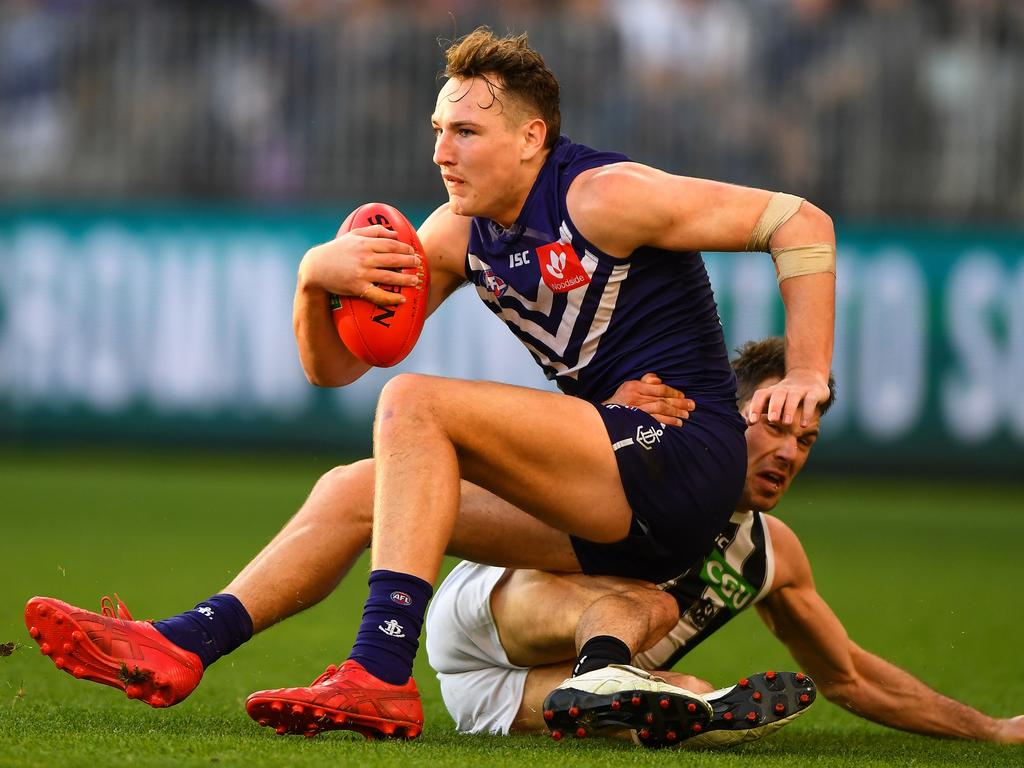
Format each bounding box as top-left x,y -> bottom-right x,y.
450,481 -> 580,571
490,569 -> 661,667
379,374 -> 631,542
300,461 -> 581,570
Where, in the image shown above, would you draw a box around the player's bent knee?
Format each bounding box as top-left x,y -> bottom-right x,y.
375,373 -> 439,429
309,460 -> 375,526
314,460 -> 373,496
635,587 -> 679,644
377,372 -> 431,408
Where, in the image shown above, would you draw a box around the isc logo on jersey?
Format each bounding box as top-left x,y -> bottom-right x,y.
536,242 -> 591,293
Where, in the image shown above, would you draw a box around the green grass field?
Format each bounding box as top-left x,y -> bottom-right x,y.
1,450 -> 1022,767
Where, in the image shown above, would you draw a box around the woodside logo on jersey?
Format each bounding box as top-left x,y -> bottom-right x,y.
536,242 -> 591,293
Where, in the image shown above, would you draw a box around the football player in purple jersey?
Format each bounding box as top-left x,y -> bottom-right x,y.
284,26 -> 834,737
27,27 -> 836,741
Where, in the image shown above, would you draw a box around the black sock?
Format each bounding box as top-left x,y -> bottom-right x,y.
573,635 -> 632,677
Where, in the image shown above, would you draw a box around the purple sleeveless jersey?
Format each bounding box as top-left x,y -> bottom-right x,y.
466,136 -> 743,423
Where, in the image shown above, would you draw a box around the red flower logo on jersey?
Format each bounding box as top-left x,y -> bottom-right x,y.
536,242 -> 591,293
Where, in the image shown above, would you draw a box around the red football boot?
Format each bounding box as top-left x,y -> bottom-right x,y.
246,660 -> 423,740
24,595 -> 203,708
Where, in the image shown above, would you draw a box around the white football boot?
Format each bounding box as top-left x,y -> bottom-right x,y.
677,670 -> 817,749
542,664 -> 713,745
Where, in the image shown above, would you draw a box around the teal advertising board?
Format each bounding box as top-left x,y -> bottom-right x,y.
1,207 -> 1021,475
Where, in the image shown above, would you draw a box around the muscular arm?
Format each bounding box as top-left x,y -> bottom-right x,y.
759,516 -> 1024,742
568,165 -> 835,425
293,204 -> 469,386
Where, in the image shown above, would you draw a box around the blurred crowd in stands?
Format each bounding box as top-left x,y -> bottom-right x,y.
1,0 -> 1022,221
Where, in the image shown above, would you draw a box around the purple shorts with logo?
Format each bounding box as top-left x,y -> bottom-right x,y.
569,402 -> 746,583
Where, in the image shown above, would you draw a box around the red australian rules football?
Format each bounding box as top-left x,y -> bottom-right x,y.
329,203 -> 430,367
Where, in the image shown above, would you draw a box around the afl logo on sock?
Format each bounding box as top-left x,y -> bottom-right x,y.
390,591 -> 412,606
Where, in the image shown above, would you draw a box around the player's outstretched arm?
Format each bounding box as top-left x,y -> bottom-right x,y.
567,166 -> 835,427
757,516 -> 1024,742
293,204 -> 468,387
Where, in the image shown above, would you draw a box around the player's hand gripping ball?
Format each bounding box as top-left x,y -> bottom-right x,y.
330,203 -> 430,367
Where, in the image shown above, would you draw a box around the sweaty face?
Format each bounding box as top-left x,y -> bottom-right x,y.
431,77 -> 538,225
738,377 -> 821,511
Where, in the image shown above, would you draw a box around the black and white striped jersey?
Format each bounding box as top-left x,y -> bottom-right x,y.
634,510 -> 775,670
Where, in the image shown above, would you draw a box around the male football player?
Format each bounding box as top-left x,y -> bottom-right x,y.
426,338 -> 1024,747
26,28 -> 835,740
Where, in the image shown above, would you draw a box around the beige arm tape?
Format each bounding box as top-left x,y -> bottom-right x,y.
745,192 -> 804,252
771,243 -> 837,284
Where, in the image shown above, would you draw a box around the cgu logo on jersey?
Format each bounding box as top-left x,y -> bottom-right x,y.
482,268 -> 509,298
536,242 -> 591,293
635,424 -> 664,450
700,550 -> 755,612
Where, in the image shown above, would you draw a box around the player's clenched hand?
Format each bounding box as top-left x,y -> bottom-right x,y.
298,225 -> 422,307
747,367 -> 830,427
604,373 -> 695,427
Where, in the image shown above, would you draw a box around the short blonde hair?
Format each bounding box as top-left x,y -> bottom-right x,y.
444,27 -> 561,149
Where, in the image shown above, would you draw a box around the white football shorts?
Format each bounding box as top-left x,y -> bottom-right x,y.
425,560 -> 528,735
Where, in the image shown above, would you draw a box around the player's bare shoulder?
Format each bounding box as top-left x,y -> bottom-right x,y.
565,162 -> 673,258
418,202 -> 470,280
417,202 -> 470,314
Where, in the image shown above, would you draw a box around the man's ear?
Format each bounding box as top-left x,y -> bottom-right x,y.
520,117 -> 547,161
738,398 -> 752,422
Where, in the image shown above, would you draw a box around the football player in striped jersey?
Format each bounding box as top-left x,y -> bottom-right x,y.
425,337 -> 1024,747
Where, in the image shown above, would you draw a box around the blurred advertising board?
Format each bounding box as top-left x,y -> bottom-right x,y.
1,207 -> 1021,475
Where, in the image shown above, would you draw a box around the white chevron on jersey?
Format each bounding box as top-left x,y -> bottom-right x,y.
571,260 -> 629,380
634,510 -> 772,670
467,228 -> 631,381
468,250 -> 559,316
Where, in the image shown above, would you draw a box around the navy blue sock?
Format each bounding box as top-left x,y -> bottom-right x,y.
348,570 -> 433,685
153,593 -> 253,669
573,635 -> 632,676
